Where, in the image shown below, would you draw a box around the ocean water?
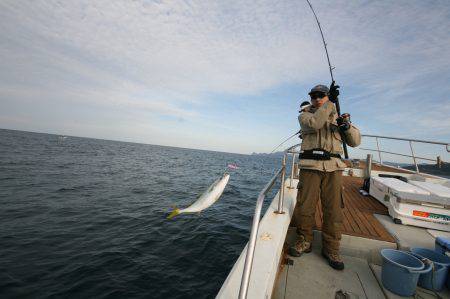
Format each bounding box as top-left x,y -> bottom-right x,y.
0,129 -> 282,299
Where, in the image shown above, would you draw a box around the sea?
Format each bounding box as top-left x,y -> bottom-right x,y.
0,129 -> 282,299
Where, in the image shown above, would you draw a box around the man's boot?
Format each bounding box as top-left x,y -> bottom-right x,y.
322,250 -> 344,270
289,235 -> 312,257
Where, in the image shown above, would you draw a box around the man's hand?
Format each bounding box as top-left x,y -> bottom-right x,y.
337,113 -> 351,131
329,81 -> 340,103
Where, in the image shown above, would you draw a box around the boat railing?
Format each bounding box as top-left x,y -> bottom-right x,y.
285,144 -> 301,189
238,145 -> 301,299
237,135 -> 449,297
360,134 -> 450,173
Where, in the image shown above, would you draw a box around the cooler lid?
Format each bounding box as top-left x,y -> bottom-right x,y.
409,181 -> 450,200
372,177 -> 430,196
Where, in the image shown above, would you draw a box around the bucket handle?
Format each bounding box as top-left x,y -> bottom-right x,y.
407,255 -> 433,274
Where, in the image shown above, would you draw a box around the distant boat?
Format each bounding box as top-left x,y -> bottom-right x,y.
58,135 -> 68,142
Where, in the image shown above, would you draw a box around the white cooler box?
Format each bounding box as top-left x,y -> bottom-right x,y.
408,181 -> 450,206
369,176 -> 450,231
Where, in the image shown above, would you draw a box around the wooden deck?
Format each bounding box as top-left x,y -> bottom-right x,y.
314,176 -> 396,243
357,161 -> 412,173
346,160 -> 412,174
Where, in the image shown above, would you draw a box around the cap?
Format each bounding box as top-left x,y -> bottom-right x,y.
308,84 -> 329,95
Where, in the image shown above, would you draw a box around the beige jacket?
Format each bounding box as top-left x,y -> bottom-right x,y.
298,101 -> 361,172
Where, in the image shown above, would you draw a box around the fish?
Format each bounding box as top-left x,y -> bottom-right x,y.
167,173 -> 230,219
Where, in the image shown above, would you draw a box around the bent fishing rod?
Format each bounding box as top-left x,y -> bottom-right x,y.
267,1 -> 350,158
305,0 -> 349,159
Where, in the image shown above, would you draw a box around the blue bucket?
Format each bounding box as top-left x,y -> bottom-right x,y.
381,249 -> 431,296
448,272 -> 450,290
411,247 -> 450,291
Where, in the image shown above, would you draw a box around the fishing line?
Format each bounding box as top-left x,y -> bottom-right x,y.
255,130 -> 300,185
269,130 -> 300,154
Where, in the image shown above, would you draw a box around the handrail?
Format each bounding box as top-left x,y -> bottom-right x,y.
285,143 -> 300,153
238,164 -> 285,299
361,134 -> 449,173
362,134 -> 450,149
359,147 -> 437,162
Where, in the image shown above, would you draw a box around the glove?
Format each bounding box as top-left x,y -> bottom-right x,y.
337,113 -> 351,131
329,81 -> 340,103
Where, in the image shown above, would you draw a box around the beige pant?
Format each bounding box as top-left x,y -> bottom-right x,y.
294,169 -> 343,254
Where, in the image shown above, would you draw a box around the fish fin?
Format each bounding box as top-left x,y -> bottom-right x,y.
167,207 -> 181,220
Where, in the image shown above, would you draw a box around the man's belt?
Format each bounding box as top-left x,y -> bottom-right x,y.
299,149 -> 342,161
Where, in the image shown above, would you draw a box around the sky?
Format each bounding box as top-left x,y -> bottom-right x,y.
1,0 -> 449,161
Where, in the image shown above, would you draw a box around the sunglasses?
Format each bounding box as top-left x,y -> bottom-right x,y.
310,92 -> 326,100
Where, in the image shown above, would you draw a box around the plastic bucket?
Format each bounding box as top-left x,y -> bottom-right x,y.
447,272 -> 450,290
381,249 -> 431,296
411,247 -> 450,291
418,262 -> 446,291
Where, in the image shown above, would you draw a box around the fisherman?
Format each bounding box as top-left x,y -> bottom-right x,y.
289,83 -> 361,270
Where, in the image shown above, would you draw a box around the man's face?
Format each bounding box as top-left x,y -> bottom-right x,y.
310,92 -> 329,108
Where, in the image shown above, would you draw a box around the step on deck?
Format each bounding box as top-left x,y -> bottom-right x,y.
273,246 -> 385,299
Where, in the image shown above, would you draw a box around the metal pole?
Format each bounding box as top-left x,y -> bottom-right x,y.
277,154 -> 286,214
437,156 -> 442,168
376,137 -> 382,165
365,154 -> 372,179
409,141 -> 419,173
288,153 -> 296,189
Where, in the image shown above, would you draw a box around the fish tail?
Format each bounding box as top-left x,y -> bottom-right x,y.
167,207 -> 181,220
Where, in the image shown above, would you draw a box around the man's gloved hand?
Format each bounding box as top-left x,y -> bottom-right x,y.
329,81 -> 340,103
337,113 -> 351,131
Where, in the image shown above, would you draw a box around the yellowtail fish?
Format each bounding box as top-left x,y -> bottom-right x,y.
167,173 -> 230,219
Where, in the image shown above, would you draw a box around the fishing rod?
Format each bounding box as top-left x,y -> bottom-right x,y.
305,0 -> 349,159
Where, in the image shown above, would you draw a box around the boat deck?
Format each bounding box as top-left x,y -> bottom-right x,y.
274,226 -> 450,299
354,160 -> 412,173
314,176 -> 396,243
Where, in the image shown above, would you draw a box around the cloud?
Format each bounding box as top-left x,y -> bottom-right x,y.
0,0 -> 449,153
0,1 -> 320,94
